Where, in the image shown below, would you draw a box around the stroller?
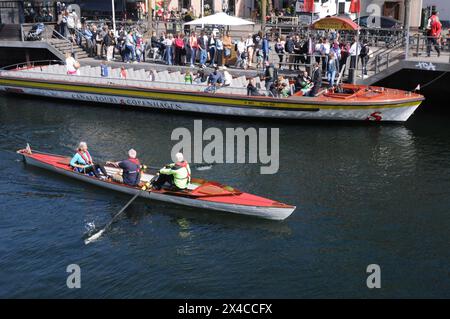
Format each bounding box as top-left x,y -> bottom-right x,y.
236,51 -> 248,69
26,23 -> 45,41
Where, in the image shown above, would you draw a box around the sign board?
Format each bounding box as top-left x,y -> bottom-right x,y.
296,0 -> 305,13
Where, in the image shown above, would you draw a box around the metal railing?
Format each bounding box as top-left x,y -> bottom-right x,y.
410,33 -> 450,60
0,59 -> 63,71
0,65 -> 259,95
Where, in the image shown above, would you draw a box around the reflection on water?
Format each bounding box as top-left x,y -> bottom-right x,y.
1,95 -> 450,298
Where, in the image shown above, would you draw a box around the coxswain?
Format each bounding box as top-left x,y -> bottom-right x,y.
70,142 -> 109,179
151,153 -> 191,191
107,149 -> 142,186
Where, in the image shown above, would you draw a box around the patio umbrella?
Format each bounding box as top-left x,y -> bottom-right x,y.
184,12 -> 254,26
311,16 -> 360,31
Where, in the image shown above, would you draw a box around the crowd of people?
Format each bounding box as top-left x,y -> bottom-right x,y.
64,26 -> 376,97
146,28 -> 373,85
149,30 -> 235,68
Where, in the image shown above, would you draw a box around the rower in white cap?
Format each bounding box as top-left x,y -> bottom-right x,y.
151,152 -> 191,191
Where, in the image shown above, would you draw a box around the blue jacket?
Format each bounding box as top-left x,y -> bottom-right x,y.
262,38 -> 270,53
118,159 -> 141,186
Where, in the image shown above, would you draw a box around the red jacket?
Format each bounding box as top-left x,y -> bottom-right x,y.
429,15 -> 442,37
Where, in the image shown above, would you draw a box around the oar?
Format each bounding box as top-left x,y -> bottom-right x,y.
84,183 -> 151,245
146,163 -> 214,171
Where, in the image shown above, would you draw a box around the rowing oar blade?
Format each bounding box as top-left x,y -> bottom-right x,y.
84,183 -> 151,245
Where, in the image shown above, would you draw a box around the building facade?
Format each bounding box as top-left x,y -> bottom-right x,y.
5,0 -> 428,25
360,0 -> 423,27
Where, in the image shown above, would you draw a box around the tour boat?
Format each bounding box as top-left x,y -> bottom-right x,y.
17,148 -> 296,221
0,63 -> 424,122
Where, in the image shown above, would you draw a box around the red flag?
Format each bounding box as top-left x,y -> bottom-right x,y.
350,0 -> 361,14
303,0 -> 314,13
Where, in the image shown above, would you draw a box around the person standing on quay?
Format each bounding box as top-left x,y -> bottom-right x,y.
222,31 -> 232,67
189,31 -> 198,67
327,52 -> 337,88
215,35 -> 224,68
426,10 -> 442,57
174,33 -> 184,66
198,31 -> 208,68
244,34 -> 254,67
104,30 -> 115,62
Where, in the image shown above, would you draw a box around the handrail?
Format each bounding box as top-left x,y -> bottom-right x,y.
0,59 -> 63,70
0,67 -> 255,94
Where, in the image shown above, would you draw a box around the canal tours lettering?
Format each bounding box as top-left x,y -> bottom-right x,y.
71,93 -> 182,110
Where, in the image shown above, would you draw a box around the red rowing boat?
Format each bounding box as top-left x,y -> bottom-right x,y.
17,148 -> 295,220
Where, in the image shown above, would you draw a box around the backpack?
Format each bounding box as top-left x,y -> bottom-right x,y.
275,42 -> 284,53
175,38 -> 184,49
360,44 -> 368,56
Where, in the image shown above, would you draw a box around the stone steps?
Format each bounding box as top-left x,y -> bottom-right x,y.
45,38 -> 89,59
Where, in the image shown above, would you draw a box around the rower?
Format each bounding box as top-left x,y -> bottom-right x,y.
107,149 -> 141,186
70,142 -> 109,179
151,153 -> 191,191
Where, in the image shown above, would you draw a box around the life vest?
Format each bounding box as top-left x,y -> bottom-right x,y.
78,150 -> 93,165
127,158 -> 141,174
174,161 -> 191,183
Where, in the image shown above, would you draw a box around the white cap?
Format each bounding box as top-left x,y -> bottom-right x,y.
175,152 -> 184,162
78,141 -> 87,149
128,148 -> 137,159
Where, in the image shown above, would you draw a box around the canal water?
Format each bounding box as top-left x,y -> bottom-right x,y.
0,95 -> 449,298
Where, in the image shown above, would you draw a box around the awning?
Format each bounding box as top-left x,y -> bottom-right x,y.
184,12 -> 254,26
311,16 -> 360,31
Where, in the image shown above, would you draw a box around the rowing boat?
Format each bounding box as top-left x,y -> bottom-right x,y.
17,148 -> 295,220
0,63 -> 424,122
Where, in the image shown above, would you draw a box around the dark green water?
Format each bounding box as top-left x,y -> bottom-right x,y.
0,95 -> 449,298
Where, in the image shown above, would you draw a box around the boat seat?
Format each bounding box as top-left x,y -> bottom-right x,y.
57,158 -> 71,166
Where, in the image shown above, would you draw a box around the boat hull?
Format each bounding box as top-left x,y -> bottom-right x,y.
22,154 -> 295,221
0,77 -> 422,122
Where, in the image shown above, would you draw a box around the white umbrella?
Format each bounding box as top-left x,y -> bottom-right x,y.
184,12 -> 254,26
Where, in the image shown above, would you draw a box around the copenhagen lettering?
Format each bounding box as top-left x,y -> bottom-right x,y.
71,93 -> 182,110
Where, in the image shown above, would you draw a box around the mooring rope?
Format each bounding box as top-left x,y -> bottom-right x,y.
419,71 -> 448,90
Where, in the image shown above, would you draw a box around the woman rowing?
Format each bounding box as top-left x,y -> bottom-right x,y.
70,142 -> 109,179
